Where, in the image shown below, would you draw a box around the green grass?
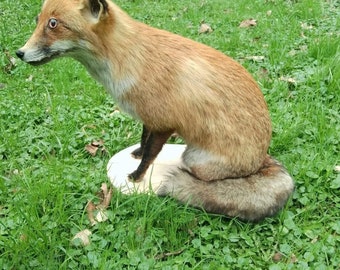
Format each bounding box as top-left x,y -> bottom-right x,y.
1,0 -> 339,269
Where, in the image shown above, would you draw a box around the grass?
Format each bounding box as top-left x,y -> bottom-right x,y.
0,0 -> 339,269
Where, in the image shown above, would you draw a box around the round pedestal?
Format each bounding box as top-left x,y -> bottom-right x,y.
107,144 -> 186,194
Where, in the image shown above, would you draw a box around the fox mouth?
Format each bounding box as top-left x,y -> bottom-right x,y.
26,47 -> 63,66
18,44 -> 73,66
27,53 -> 60,66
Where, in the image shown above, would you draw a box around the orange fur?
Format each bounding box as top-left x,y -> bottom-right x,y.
17,0 -> 294,221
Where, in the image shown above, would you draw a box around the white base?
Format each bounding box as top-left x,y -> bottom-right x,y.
107,144 -> 186,194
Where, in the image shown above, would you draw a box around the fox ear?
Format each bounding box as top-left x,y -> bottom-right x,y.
87,0 -> 108,20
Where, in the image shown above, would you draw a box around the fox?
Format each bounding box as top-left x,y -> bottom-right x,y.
16,0 -> 294,222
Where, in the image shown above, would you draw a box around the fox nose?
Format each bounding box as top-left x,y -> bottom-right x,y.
16,50 -> 25,59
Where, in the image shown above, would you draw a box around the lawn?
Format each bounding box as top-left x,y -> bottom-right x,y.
0,0 -> 339,269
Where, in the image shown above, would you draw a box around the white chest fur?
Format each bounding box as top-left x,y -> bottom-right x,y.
79,55 -> 139,119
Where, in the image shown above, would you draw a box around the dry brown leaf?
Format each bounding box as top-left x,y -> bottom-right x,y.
72,229 -> 92,246
239,18 -> 257,28
86,201 -> 97,226
85,143 -> 99,156
86,183 -> 113,225
199,23 -> 213,34
98,183 -> 113,209
91,140 -> 104,147
85,139 -> 107,156
272,252 -> 283,262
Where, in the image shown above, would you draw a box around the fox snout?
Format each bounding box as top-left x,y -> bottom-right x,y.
15,46 -> 51,66
15,50 -> 25,60
16,40 -> 75,66
15,48 -> 41,66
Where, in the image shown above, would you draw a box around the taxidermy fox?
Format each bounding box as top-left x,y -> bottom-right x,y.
16,0 -> 294,221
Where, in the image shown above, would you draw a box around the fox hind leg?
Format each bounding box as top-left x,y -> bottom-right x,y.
182,145 -> 259,181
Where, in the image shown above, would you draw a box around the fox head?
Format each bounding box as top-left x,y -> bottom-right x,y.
16,0 -> 111,65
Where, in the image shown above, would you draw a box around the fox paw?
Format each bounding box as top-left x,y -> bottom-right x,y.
128,171 -> 143,182
130,147 -> 143,159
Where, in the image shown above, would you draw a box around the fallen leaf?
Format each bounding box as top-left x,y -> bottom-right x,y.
199,23 -> 213,34
272,252 -> 283,262
85,143 -> 99,156
267,10 -> 272,16
109,109 -> 121,117
26,75 -> 33,82
239,18 -> 257,28
188,229 -> 195,237
86,201 -> 97,226
4,51 -> 17,73
97,183 -> 113,209
95,209 -> 108,223
290,253 -> 298,263
19,234 -> 28,242
257,68 -> 269,80
279,76 -> 297,84
72,229 -> 92,246
0,83 -> 6,89
85,139 -> 108,156
288,45 -> 308,56
86,183 -> 113,225
334,165 -> 340,172
91,140 -> 104,147
244,55 -> 265,62
155,249 -> 184,260
311,237 -> 318,243
301,22 -> 313,30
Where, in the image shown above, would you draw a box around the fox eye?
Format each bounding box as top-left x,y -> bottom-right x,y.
48,18 -> 58,29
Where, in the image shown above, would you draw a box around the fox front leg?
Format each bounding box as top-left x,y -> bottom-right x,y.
131,125 -> 151,159
128,130 -> 172,182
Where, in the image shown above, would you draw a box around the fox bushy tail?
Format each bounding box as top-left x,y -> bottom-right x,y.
157,156 -> 294,222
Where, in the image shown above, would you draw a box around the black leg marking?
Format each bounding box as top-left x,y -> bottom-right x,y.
128,130 -> 172,182
131,125 -> 151,159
